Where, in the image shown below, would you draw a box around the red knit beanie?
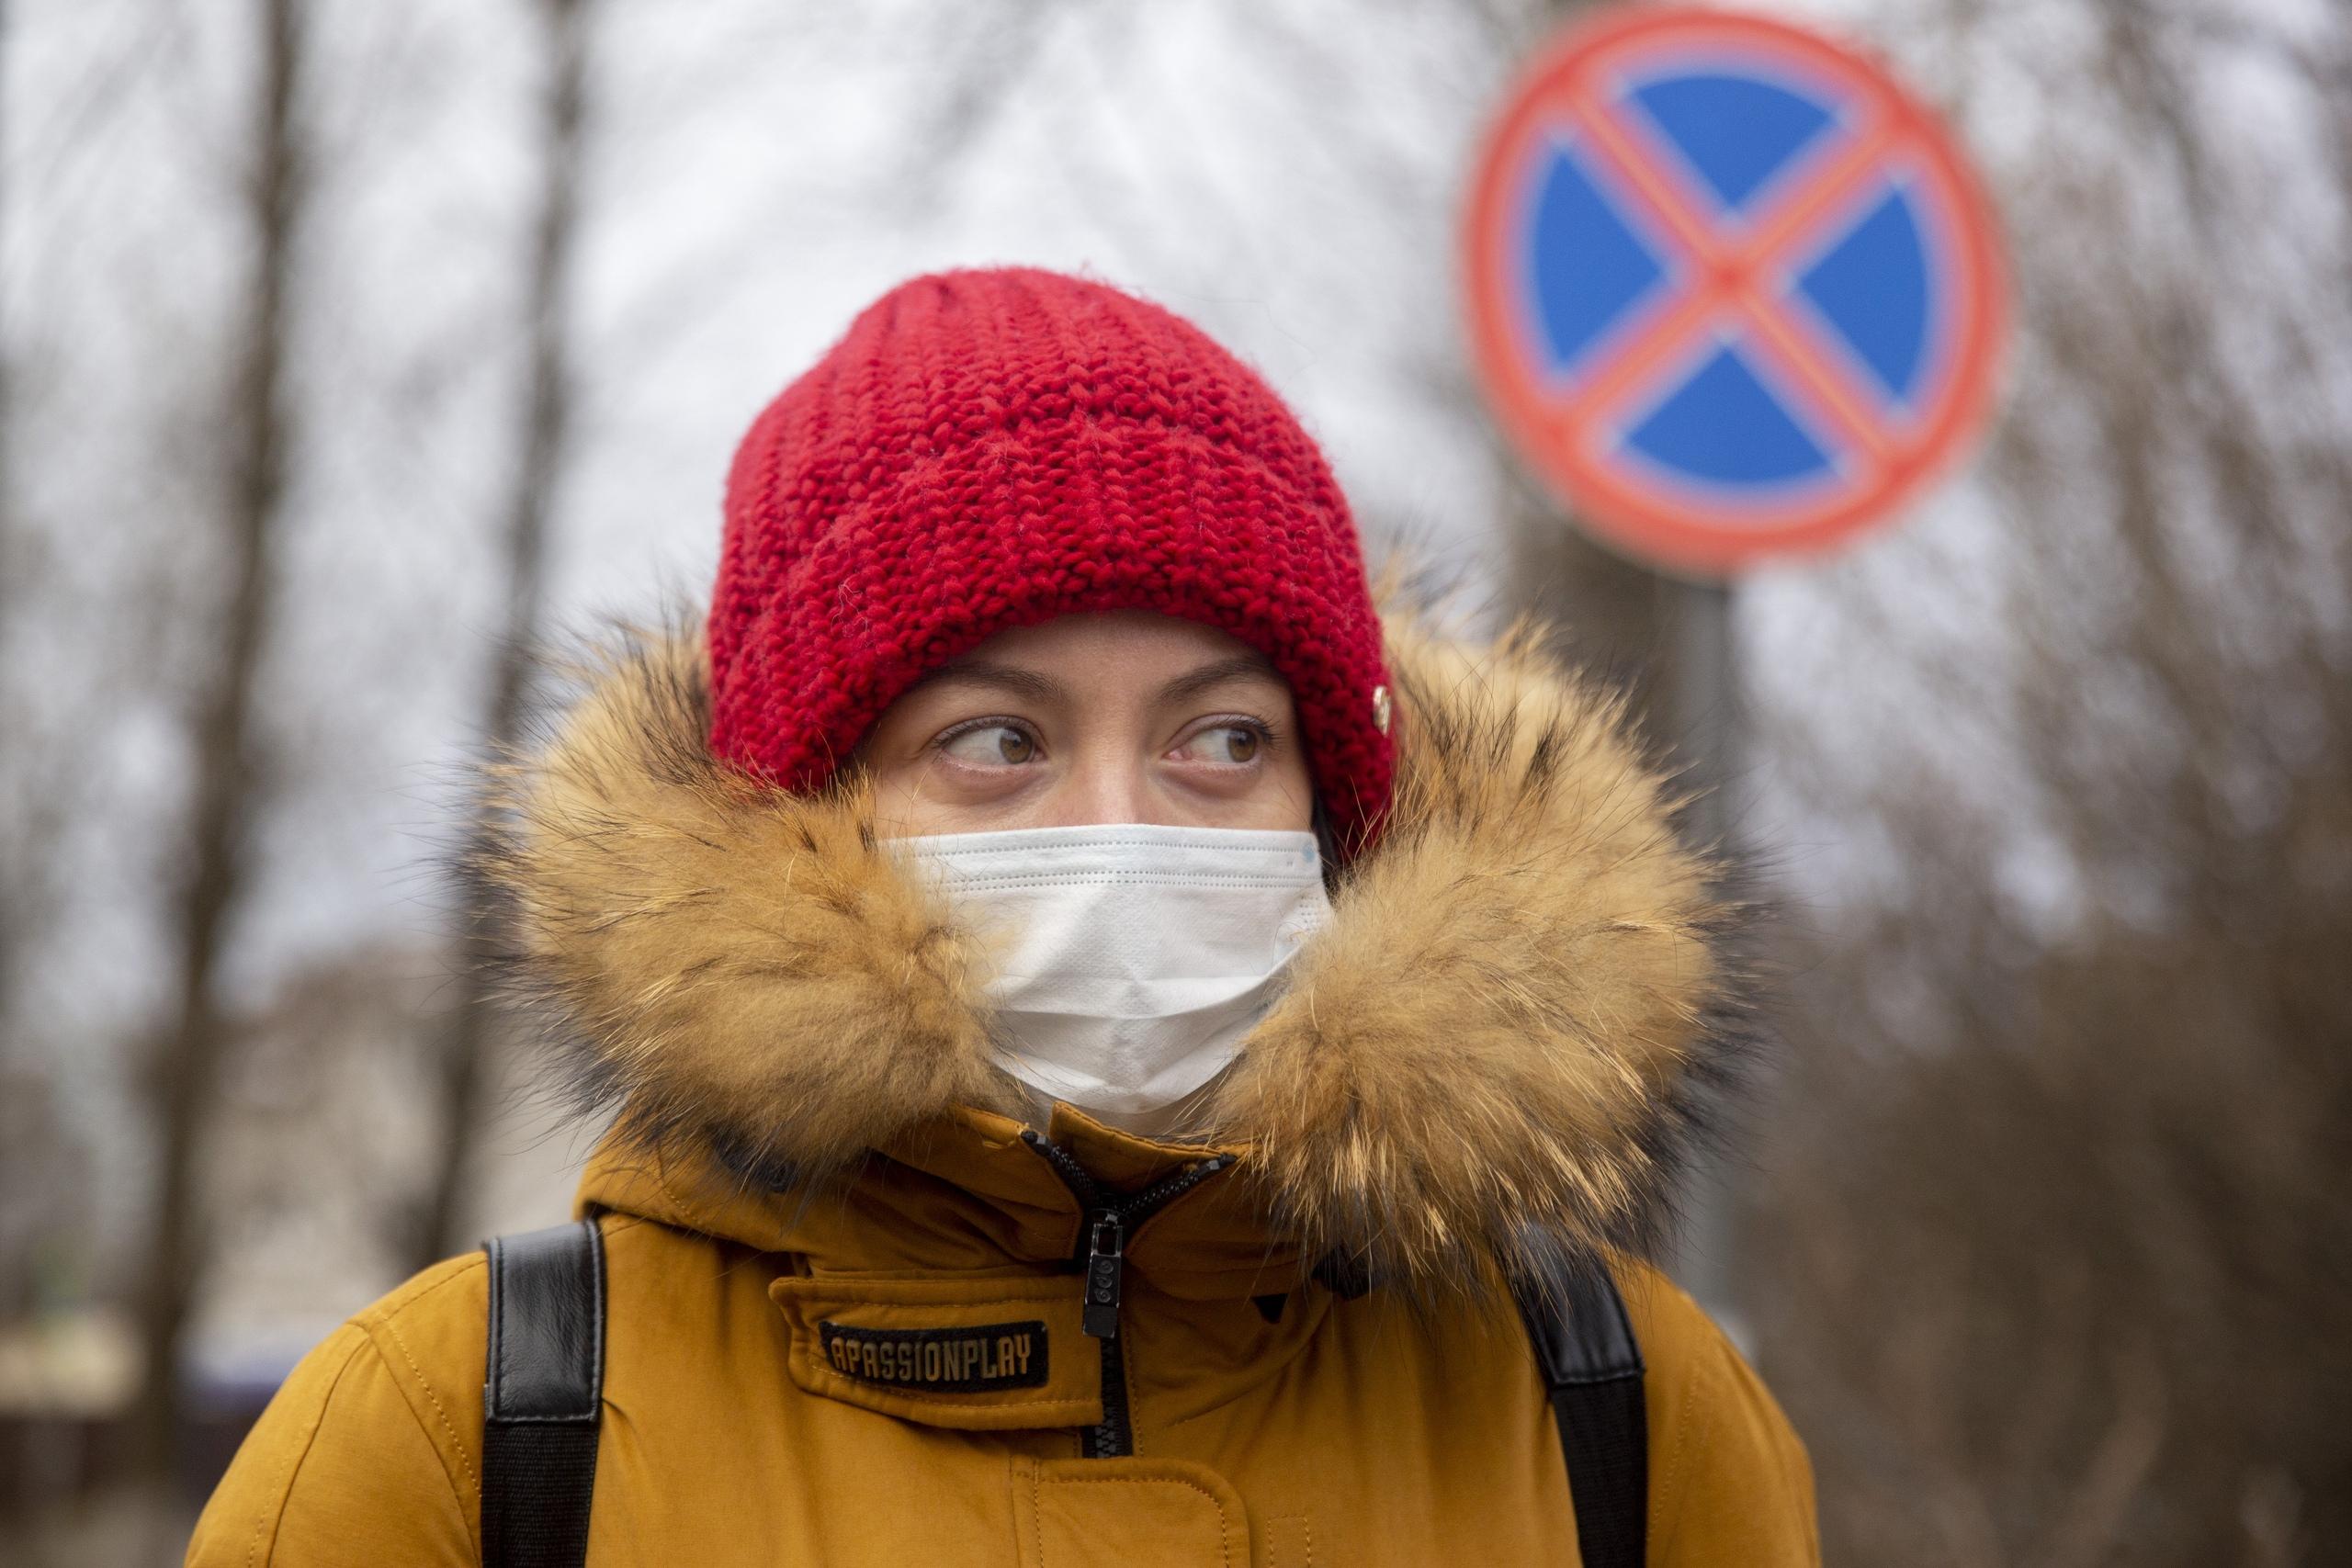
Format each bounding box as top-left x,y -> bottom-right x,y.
708,265 -> 1396,856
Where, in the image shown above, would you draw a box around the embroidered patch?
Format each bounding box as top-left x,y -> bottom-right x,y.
818,1320 -> 1049,1393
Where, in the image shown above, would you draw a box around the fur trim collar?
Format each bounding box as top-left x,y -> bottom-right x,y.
479,606 -> 1747,1294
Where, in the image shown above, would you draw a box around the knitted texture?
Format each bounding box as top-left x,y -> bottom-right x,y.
708,265 -> 1396,854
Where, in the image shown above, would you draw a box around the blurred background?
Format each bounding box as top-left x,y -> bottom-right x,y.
2,0 -> 2346,1562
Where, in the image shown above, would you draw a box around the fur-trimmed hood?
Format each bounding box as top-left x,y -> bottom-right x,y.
479,606 -> 1747,1295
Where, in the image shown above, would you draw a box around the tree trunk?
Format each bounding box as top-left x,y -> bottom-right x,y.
409,0 -> 590,1272
129,0 -> 305,1496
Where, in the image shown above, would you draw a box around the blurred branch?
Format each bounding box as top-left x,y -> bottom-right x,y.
410,0 -> 593,1270
0,0 -> 17,1047
129,0 -> 308,1501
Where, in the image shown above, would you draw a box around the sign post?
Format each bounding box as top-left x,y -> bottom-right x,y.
1460,4 -> 2009,1303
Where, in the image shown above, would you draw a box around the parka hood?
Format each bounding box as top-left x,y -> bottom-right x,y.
478,604 -> 1749,1298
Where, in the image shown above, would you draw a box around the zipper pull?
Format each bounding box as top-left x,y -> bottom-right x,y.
1082,1211 -> 1125,1338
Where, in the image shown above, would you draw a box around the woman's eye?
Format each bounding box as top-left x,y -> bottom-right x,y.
1175,725 -> 1263,765
939,724 -> 1037,766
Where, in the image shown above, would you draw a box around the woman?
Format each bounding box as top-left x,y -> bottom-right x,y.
189,266 -> 1818,1564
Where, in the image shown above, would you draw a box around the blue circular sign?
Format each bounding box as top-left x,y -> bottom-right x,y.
1464,6 -> 2008,575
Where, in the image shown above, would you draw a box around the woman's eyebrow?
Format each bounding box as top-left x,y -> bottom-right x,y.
901,660 -> 1067,705
1158,652 -> 1283,706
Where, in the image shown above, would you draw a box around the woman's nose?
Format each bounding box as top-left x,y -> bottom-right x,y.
1046,753 -> 1157,828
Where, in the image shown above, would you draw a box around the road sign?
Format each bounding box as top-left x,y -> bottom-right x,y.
1463,6 -> 2007,577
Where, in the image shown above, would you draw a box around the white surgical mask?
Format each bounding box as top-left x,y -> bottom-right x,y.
896,823 -> 1332,1134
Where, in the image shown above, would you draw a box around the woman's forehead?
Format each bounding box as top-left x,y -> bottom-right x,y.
963,609 -> 1272,667
891,613 -> 1292,716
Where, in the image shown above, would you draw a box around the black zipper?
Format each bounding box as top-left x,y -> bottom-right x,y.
1019,1130 -> 1235,1459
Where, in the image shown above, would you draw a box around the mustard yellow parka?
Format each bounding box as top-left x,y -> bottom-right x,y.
189,611 -> 1820,1566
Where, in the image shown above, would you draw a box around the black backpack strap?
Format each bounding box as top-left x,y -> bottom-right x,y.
1514,1258 -> 1648,1568
481,1217 -> 606,1568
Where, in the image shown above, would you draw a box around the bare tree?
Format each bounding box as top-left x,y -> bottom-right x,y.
410,0 -> 593,1270
0,0 -> 22,1197
128,0 -> 308,1498
0,0 -> 39,1332
1743,3 -> 2352,1562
